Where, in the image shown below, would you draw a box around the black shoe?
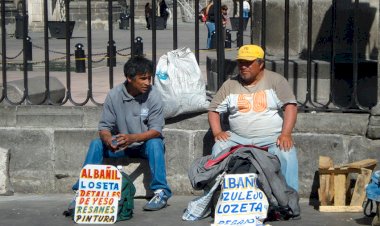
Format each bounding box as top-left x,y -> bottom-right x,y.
63,192 -> 77,217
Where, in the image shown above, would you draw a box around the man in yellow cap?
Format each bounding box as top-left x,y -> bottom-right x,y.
208,44 -> 299,191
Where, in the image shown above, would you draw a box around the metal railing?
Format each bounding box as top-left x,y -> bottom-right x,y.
0,0 -> 377,112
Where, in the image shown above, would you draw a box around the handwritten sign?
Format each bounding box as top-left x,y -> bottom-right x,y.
74,164 -> 122,224
212,173 -> 269,226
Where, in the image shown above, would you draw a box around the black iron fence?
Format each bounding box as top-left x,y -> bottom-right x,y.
0,0 -> 377,112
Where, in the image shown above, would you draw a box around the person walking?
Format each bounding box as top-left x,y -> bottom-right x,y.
243,0 -> 250,20
205,0 -> 215,49
159,0 -> 169,29
221,5 -> 229,28
145,2 -> 152,29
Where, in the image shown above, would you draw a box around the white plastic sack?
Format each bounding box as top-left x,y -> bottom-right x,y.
154,47 -> 210,118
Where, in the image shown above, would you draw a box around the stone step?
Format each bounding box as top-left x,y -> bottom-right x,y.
0,105 -> 376,198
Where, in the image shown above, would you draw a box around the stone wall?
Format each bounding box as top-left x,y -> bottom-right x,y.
252,0 -> 379,60
0,106 -> 379,198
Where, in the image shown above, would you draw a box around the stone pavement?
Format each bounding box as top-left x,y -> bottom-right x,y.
0,194 -> 374,226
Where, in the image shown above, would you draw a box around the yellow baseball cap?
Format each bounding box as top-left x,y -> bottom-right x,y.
237,45 -> 265,61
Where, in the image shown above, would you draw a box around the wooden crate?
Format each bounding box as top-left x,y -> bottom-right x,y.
318,156 -> 377,212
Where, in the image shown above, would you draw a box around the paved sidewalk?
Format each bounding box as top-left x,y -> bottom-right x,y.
0,194 -> 373,226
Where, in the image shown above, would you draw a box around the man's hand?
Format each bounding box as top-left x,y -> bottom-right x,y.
278,103 -> 297,151
277,133 -> 294,151
106,136 -> 119,152
214,131 -> 230,142
114,134 -> 137,150
209,111 -> 230,142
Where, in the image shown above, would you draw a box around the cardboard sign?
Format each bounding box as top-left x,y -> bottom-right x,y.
74,164 -> 122,224
212,173 -> 269,226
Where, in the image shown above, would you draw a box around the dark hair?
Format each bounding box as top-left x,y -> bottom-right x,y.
123,56 -> 154,79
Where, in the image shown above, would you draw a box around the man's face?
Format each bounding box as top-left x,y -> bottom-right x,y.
237,59 -> 263,83
127,73 -> 152,95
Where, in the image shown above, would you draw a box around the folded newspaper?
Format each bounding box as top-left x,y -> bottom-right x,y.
182,172 -> 226,221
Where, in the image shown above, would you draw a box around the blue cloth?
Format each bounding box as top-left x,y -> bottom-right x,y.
206,21 -> 215,49
366,170 -> 380,202
72,138 -> 172,198
243,9 -> 249,18
211,132 -> 299,191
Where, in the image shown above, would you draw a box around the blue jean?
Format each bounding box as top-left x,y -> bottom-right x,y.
243,9 -> 249,19
211,132 -> 299,191
72,138 -> 172,198
206,21 -> 215,49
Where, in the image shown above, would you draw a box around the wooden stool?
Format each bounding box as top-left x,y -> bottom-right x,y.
318,156 -> 377,212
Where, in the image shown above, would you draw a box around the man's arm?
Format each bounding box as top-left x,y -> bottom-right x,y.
208,111 -> 230,141
100,129 -> 161,152
277,103 -> 297,151
117,129 -> 161,148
